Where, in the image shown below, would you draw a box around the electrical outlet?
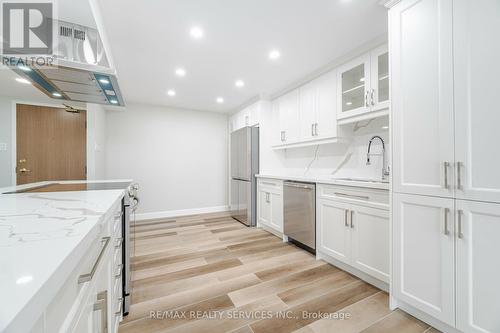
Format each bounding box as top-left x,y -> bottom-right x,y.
0,143 -> 7,151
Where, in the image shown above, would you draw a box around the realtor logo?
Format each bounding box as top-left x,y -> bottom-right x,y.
2,2 -> 53,55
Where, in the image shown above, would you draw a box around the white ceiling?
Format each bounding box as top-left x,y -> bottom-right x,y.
97,0 -> 388,113
0,0 -> 388,113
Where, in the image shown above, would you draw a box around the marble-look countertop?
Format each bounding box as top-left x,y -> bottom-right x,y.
256,174 -> 390,190
0,181 -> 128,333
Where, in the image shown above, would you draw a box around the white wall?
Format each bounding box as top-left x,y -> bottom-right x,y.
259,112 -> 390,179
86,103 -> 107,180
105,104 -> 228,218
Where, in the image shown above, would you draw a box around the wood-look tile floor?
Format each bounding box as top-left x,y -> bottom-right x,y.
120,212 -> 439,333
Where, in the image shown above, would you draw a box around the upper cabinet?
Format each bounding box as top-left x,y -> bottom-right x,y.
230,101 -> 262,132
273,70 -> 341,148
337,45 -> 389,124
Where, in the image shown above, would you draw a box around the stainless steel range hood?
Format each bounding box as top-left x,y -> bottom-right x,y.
5,20 -> 124,106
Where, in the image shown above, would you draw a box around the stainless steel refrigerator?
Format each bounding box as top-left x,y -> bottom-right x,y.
230,126 -> 259,226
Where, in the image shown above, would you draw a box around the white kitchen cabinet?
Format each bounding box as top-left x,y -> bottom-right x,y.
391,0 -> 455,198
230,101 -> 261,133
257,178 -> 283,233
454,0 -> 500,204
317,198 -> 351,264
298,80 -> 317,141
456,200 -> 500,333
392,193 -> 455,327
316,184 -> 389,284
277,90 -> 300,144
370,45 -> 390,112
350,205 -> 389,283
337,45 -> 389,123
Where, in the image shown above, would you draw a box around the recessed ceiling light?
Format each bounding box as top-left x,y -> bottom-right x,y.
346,102 -> 352,106
216,97 -> 224,104
110,99 -> 118,104
190,26 -> 204,39
269,50 -> 281,60
52,92 -> 62,97
175,68 -> 186,77
15,78 -> 31,84
382,126 -> 389,130
360,77 -> 365,82
18,65 -> 32,72
99,78 -> 110,85
167,89 -> 176,96
235,80 -> 245,88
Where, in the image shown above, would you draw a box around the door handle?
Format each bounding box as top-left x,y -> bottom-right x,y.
350,210 -> 354,228
93,291 -> 108,333
365,91 -> 369,107
457,162 -> 463,190
371,89 -> 375,106
314,123 -> 318,136
311,124 -> 315,137
457,210 -> 464,239
78,237 -> 110,284
18,168 -> 31,173
344,209 -> 349,227
443,162 -> 450,189
443,208 -> 450,235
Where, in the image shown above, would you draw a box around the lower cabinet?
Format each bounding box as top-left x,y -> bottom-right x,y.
392,193 -> 455,326
257,178 -> 283,233
316,185 -> 389,284
456,200 -> 500,333
393,193 -> 500,333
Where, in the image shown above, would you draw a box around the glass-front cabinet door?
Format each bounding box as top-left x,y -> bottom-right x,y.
371,45 -> 390,111
337,54 -> 371,120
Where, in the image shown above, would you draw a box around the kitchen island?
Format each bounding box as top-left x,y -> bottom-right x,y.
0,181 -> 129,333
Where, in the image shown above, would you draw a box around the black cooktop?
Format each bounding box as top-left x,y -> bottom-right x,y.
3,181 -> 132,194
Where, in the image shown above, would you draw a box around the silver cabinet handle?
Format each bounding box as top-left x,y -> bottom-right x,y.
314,123 -> 318,136
280,131 -> 284,142
457,162 -> 463,190
115,237 -> 123,248
265,192 -> 270,203
311,124 -> 315,137
457,209 -> 464,239
371,89 -> 375,106
114,212 -> 123,220
443,162 -> 450,189
350,210 -> 354,228
334,192 -> 369,200
93,291 -> 108,333
261,181 -> 277,187
115,264 -> 123,278
365,91 -> 369,107
115,297 -> 123,316
344,209 -> 349,227
444,208 -> 450,235
283,131 -> 286,142
78,237 -> 110,284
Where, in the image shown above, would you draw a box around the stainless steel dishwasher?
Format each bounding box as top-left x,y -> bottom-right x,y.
283,181 -> 316,253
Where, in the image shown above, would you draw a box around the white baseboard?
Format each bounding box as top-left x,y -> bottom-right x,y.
135,205 -> 229,221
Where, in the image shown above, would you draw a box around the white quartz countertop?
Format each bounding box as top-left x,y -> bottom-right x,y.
256,174 -> 389,190
0,181 -> 128,333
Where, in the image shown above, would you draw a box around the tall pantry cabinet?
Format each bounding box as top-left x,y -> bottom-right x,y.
389,0 -> 500,332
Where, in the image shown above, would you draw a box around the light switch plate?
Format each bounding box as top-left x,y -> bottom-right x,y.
0,143 -> 7,151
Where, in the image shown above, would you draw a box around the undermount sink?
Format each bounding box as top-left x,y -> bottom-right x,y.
332,177 -> 389,184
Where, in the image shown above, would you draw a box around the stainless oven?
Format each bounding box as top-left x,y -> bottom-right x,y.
122,183 -> 139,316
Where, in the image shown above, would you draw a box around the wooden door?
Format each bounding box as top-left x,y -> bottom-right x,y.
16,104 -> 86,185
350,205 -> 390,283
456,199 -> 500,333
316,198 -> 351,264
390,0 -> 455,198
392,192 -> 455,326
454,0 -> 500,204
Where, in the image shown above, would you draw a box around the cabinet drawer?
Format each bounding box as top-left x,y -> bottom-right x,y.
45,233 -> 111,332
317,184 -> 389,208
258,178 -> 283,190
